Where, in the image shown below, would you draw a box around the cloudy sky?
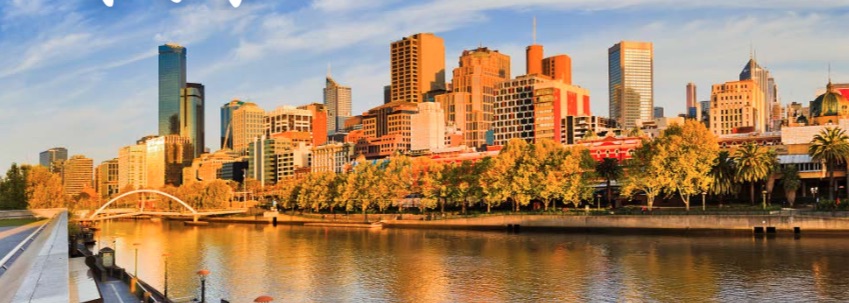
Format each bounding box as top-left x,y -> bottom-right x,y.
1,0 -> 848,169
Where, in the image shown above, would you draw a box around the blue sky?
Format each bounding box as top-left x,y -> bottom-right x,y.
1,0 -> 849,169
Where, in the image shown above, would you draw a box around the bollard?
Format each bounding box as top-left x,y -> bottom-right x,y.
794,227 -> 801,234
766,227 -> 776,234
272,216 -> 278,227
753,227 -> 764,234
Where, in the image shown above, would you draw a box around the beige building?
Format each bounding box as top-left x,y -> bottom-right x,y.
63,155 -> 93,197
182,150 -> 240,184
312,142 -> 355,173
247,136 -> 311,185
437,47 -> 510,149
265,105 -> 313,136
324,75 -> 352,134
96,158 -> 119,199
410,102 -> 446,152
609,41 -> 654,129
358,101 -> 419,158
709,79 -> 765,135
390,33 -> 445,103
232,102 -> 266,155
118,143 -> 147,190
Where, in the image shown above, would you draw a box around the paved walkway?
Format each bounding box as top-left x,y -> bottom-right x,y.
98,279 -> 139,303
0,220 -> 44,262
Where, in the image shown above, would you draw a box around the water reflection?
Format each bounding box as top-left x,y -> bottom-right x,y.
97,220 -> 849,302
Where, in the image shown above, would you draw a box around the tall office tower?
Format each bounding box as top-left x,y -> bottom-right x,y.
324,74 -> 352,135
220,99 -> 245,150
264,106 -> 313,137
437,47 -> 511,149
232,102 -> 266,155
159,43 -> 187,135
39,147 -> 68,167
739,56 -> 776,131
533,82 -> 591,144
709,79 -> 765,135
297,103 -> 329,147
389,33 -> 446,103
686,82 -> 698,118
383,85 -> 391,104
181,82 -> 204,157
146,135 -> 194,188
96,158 -> 119,199
63,155 -> 93,197
357,101 -> 419,158
609,41 -> 654,129
118,143 -> 147,190
493,75 -> 548,146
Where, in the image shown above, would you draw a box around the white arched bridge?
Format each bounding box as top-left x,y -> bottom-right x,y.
84,189 -> 246,222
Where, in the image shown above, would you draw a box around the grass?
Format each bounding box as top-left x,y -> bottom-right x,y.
0,218 -> 38,227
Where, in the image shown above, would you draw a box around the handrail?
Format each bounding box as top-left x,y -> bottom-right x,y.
0,213 -> 56,271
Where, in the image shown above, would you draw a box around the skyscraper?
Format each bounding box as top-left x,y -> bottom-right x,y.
39,147 -> 68,167
653,107 -> 664,119
63,155 -> 93,197
437,46 -> 511,149
181,82 -> 204,157
709,79 -> 764,135
232,102 -> 266,155
686,82 -> 697,119
159,43 -> 187,136
390,33 -> 446,103
96,158 -> 119,199
609,41 -> 654,129
324,74 -> 352,135
220,99 -> 245,150
739,56 -> 775,131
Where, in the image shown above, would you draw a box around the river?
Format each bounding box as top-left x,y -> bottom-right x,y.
94,219 -> 849,302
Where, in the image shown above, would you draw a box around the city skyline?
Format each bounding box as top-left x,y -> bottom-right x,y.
1,1 -> 848,168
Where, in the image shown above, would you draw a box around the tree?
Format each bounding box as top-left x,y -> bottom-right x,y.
411,157 -> 440,214
384,154 -> 413,212
559,147 -> 595,208
734,142 -> 776,204
781,165 -> 801,207
809,127 -> 849,201
660,121 -> 719,211
25,165 -> 65,209
709,151 -> 737,204
501,139 -> 533,212
203,180 -> 233,209
596,158 -> 622,207
0,163 -> 28,210
621,139 -> 669,210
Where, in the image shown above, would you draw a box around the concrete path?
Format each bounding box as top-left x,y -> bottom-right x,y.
98,279 -> 139,303
0,220 -> 45,262
3,212 -> 69,303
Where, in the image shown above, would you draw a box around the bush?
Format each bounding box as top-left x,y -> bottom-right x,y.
815,199 -> 849,211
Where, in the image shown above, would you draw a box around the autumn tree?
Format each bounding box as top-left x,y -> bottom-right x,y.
659,120 -> 719,211
411,157 -> 440,214
621,139 -> 669,210
203,180 -> 233,209
25,165 -> 65,209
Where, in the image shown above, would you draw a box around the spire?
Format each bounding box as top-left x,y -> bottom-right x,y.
532,16 -> 537,45
829,62 -> 832,84
327,62 -> 332,78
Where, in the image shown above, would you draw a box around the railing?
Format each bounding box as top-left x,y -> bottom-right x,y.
0,213 -> 54,272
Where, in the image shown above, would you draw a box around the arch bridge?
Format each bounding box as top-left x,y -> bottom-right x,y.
85,189 -> 246,222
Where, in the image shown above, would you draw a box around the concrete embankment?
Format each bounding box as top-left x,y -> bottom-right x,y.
380,214 -> 849,235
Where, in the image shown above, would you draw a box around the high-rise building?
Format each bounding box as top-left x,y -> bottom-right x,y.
686,82 -> 698,119
493,75 -> 548,146
298,103 -> 328,147
247,136 -> 310,185
264,106 -> 313,140
118,142 -> 147,190
410,102 -> 446,152
158,43 -> 187,136
39,147 -> 68,167
390,33 -> 446,103
220,99 -> 245,150
96,159 -> 119,199
709,79 -> 765,135
740,56 -> 777,131
357,101 -> 419,158
312,142 -> 355,174
63,155 -> 93,197
182,150 -> 239,184
436,47 -> 511,149
542,55 -> 572,84
181,83 -> 205,157
653,107 -> 664,119
232,102 -> 266,155
609,41 -> 654,129
324,75 -> 352,135
533,82 -> 591,144
700,100 -> 711,126
146,135 -> 194,188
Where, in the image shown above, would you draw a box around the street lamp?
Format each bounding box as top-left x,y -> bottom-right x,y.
811,187 -> 819,203
701,191 -> 707,211
132,243 -> 140,277
596,194 -> 602,210
162,253 -> 169,299
197,269 -> 210,303
762,190 -> 768,210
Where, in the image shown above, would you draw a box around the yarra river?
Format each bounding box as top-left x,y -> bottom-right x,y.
96,220 -> 849,302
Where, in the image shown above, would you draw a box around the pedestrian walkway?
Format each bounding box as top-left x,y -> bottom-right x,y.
0,220 -> 44,260
97,279 -> 139,303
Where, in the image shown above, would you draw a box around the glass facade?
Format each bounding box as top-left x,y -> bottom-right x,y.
608,41 -> 653,129
181,83 -> 204,157
220,100 -> 245,150
159,44 -> 187,136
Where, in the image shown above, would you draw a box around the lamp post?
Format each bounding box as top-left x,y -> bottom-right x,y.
197,269 -> 210,303
701,191 -> 707,211
162,253 -> 169,299
132,243 -> 140,277
596,194 -> 602,210
762,190 -> 768,210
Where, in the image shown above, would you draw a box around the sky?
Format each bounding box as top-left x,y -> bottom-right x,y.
1,0 -> 849,169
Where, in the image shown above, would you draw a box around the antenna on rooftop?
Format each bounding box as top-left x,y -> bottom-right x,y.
829,62 -> 832,83
327,62 -> 332,78
532,16 -> 537,44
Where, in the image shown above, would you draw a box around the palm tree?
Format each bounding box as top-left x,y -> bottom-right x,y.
596,158 -> 622,207
734,142 -> 775,204
808,127 -> 849,201
709,150 -> 736,204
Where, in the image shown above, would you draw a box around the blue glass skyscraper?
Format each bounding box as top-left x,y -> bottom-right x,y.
159,43 -> 187,136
